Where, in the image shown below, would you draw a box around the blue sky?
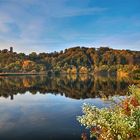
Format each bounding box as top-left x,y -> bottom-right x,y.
0,0 -> 140,53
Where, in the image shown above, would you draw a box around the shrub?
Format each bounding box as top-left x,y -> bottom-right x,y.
77,85 -> 140,140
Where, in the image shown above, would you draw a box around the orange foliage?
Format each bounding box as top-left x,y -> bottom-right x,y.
22,60 -> 32,67
22,78 -> 31,87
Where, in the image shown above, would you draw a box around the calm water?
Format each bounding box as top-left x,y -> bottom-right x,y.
0,75 -> 139,140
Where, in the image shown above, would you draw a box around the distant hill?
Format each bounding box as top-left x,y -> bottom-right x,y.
0,47 -> 140,76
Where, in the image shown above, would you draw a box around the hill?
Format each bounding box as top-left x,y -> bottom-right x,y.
0,47 -> 140,76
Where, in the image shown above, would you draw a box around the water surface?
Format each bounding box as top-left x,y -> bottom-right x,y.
0,75 -> 139,140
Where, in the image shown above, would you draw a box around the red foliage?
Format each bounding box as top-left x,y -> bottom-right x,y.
121,97 -> 139,115
129,96 -> 139,107
81,132 -> 88,140
91,126 -> 101,133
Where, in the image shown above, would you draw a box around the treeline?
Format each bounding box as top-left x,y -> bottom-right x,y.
0,47 -> 140,75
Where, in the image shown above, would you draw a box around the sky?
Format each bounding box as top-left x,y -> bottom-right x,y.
0,0 -> 140,53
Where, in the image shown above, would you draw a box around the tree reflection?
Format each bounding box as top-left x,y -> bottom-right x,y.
0,75 -> 139,100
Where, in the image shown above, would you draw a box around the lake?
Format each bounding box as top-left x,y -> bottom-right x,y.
0,75 -> 139,140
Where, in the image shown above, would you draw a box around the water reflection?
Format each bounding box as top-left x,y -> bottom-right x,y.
0,75 -> 139,100
0,75 -> 139,140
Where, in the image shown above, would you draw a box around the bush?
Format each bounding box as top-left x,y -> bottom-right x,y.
77,85 -> 140,140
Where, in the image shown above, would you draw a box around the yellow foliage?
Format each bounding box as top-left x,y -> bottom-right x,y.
79,74 -> 88,81
117,70 -> 128,78
71,66 -> 77,74
79,67 -> 88,74
67,67 -> 77,74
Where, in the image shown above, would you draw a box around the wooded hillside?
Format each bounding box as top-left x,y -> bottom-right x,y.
0,47 -> 140,75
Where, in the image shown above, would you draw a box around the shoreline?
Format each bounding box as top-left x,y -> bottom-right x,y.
0,72 -> 91,76
0,73 -> 46,76
0,72 -> 138,78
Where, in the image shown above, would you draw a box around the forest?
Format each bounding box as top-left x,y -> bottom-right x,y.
0,46 -> 140,76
